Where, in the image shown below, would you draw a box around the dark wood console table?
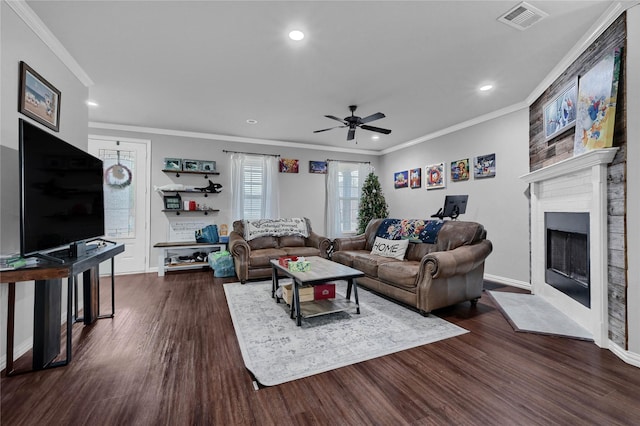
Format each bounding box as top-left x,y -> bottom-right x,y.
0,243 -> 124,376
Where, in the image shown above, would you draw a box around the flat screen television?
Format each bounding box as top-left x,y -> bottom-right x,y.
19,119 -> 105,259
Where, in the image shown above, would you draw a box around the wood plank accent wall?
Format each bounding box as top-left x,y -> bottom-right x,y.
529,14 -> 627,347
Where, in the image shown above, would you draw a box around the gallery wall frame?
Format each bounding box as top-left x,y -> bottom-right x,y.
19,61 -> 61,132
309,161 -> 327,174
473,153 -> 496,178
543,78 -> 578,141
280,158 -> 299,173
425,163 -> 445,189
394,170 -> 408,188
450,158 -> 470,182
409,168 -> 421,189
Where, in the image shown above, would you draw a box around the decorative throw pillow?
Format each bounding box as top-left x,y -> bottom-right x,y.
370,237 -> 409,260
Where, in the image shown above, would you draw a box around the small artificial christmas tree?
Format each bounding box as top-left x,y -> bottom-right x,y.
357,172 -> 389,234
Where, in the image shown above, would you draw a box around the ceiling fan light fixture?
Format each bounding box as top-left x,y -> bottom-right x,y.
288,30 -> 304,41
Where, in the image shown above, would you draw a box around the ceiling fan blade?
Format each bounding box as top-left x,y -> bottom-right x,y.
325,115 -> 346,124
347,127 -> 356,141
361,124 -> 392,134
313,126 -> 345,133
359,112 -> 385,124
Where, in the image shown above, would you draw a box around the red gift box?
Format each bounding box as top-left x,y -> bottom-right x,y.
314,283 -> 336,300
278,256 -> 298,267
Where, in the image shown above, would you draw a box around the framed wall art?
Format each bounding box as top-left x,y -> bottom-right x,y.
183,159 -> 200,171
394,171 -> 408,188
409,168 -> 421,189
19,61 -> 61,132
474,153 -> 496,178
164,158 -> 182,171
200,161 -> 216,172
573,48 -> 621,156
279,158 -> 299,173
425,163 -> 445,189
309,161 -> 327,174
543,78 -> 578,141
450,158 -> 470,182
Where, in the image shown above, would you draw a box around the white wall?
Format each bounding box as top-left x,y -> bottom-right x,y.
625,5 -> 640,357
88,127 -> 380,269
0,1 -> 89,368
379,108 -> 531,286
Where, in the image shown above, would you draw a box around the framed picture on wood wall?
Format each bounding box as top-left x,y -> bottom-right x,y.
543,78 -> 578,141
19,61 -> 61,132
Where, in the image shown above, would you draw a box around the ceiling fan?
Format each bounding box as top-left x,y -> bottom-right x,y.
314,105 -> 391,141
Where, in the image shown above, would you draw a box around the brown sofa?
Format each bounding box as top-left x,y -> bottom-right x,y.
331,218 -> 492,315
229,218 -> 331,283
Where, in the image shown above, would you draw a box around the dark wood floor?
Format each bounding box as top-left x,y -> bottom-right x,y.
3,271 -> 640,425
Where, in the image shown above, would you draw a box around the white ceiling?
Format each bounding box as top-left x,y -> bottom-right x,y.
24,1 -> 633,153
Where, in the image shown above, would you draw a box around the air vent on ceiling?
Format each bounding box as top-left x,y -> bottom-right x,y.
498,2 -> 548,31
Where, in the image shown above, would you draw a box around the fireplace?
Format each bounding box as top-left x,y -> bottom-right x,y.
545,212 -> 590,308
521,148 -> 617,347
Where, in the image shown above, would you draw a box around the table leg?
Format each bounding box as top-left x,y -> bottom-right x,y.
351,278 -> 360,314
271,266 -> 278,299
6,282 -> 15,376
293,280 -> 302,326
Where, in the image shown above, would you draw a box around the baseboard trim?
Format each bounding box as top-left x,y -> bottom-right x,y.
0,338 -> 34,372
608,341 -> 640,369
484,273 -> 531,290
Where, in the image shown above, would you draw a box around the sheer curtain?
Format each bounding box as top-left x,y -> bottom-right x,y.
230,153 -> 280,221
325,161 -> 372,239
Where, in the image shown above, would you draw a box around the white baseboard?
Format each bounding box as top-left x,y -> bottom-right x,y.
609,341 -> 640,369
484,273 -> 531,290
0,337 -> 35,371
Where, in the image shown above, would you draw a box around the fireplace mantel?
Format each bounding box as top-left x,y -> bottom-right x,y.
521,147 -> 618,348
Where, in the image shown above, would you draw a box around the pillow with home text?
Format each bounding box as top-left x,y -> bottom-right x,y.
370,237 -> 408,260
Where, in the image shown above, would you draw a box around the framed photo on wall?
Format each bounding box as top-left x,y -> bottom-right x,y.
279,158 -> 299,173
425,163 -> 445,189
309,161 -> 327,174
451,158 -> 470,182
474,153 -> 496,178
19,61 -> 61,132
409,168 -> 421,188
183,159 -> 200,171
394,171 -> 408,188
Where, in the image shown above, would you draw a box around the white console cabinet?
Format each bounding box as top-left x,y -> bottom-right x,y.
154,242 -> 226,276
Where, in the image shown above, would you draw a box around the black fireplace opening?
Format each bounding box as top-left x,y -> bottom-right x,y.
545,212 -> 590,308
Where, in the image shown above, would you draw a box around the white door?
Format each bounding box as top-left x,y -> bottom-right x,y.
88,137 -> 150,274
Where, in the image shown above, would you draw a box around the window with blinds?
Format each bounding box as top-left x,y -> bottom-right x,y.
338,164 -> 360,233
243,156 -> 264,220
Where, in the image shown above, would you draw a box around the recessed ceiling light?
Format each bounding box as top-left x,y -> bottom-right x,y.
288,30 -> 304,41
371,135 -> 380,140
86,100 -> 99,107
479,84 -> 494,92
246,119 -> 258,124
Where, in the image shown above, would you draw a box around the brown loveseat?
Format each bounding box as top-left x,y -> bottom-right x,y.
331,218 -> 492,315
229,218 -> 331,283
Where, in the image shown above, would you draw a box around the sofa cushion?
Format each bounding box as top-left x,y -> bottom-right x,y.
378,261 -> 420,289
248,248 -> 287,267
282,247 -> 321,257
353,254 -> 398,277
248,236 -> 278,250
332,250 -> 369,267
279,235 -> 306,247
370,237 -> 409,260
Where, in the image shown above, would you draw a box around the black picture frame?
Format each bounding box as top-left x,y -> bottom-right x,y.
18,61 -> 61,132
164,194 -> 182,210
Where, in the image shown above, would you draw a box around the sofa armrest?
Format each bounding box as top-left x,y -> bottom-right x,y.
333,234 -> 367,252
306,231 -> 332,258
421,239 -> 493,279
229,231 -> 250,259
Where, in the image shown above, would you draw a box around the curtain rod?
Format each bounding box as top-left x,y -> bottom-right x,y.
326,159 -> 371,164
223,149 -> 280,157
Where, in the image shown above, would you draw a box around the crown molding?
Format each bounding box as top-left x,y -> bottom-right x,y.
89,122 -> 381,156
6,0 -> 93,87
380,102 -> 528,155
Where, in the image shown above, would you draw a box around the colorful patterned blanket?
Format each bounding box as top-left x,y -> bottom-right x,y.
243,218 -> 309,241
375,219 -> 444,244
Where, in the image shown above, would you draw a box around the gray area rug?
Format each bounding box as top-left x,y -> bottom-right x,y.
224,280 -> 468,386
488,291 -> 593,341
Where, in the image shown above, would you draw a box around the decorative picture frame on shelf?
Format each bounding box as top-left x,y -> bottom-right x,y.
309,161 -> 327,174
200,161 -> 216,172
19,61 -> 61,132
183,159 -> 200,172
543,77 -> 578,141
163,194 -> 182,210
164,158 -> 182,171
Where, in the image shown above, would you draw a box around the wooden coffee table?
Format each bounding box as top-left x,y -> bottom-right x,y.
270,256 -> 364,326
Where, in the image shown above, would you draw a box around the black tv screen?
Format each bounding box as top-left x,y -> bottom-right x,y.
19,119 -> 105,256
